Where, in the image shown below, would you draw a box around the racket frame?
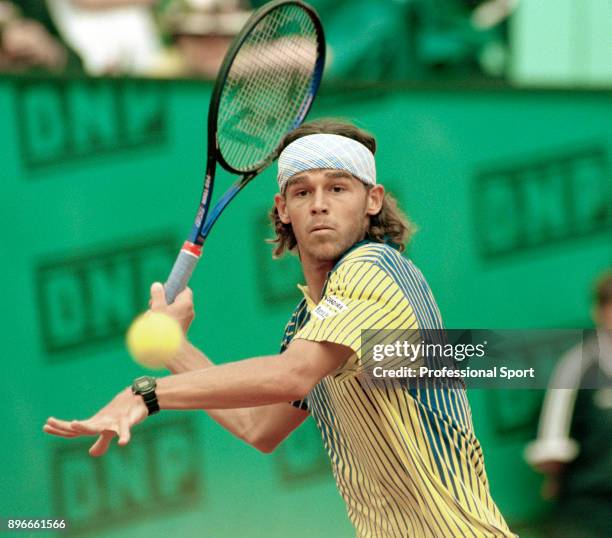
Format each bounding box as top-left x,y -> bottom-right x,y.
167,0 -> 325,303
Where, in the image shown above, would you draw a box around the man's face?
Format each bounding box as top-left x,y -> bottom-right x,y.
274,169 -> 384,263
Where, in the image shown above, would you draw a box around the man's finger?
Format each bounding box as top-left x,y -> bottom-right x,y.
117,417 -> 131,446
46,417 -> 88,435
46,416 -> 78,431
43,424 -> 79,438
173,287 -> 193,311
70,419 -> 107,435
175,286 -> 193,302
150,282 -> 167,309
89,431 -> 114,457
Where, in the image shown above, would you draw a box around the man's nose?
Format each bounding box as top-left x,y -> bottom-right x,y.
310,189 -> 329,214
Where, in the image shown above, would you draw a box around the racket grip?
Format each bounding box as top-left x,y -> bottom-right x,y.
164,242 -> 202,304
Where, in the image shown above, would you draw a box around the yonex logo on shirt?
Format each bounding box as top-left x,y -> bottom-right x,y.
312,295 -> 348,320
325,295 -> 347,311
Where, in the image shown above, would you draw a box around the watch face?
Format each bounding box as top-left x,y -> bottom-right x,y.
136,379 -> 150,390
133,376 -> 156,393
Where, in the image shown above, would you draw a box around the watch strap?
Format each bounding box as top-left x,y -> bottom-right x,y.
140,391 -> 160,415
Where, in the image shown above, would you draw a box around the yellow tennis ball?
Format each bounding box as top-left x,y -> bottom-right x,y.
126,312 -> 183,369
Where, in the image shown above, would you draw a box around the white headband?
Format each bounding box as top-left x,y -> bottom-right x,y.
277,133 -> 376,192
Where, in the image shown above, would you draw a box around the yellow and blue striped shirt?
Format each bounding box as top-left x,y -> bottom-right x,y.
281,241 -> 513,538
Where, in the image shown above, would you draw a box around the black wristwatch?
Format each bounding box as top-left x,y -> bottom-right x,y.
131,376 -> 160,416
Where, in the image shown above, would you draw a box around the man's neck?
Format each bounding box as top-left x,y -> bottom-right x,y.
298,238 -> 370,302
300,255 -> 335,303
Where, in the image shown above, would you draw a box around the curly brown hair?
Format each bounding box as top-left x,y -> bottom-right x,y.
268,118 -> 416,258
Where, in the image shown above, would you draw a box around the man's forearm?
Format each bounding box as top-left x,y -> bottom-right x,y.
157,353 -> 305,410
166,340 -> 213,374
164,340 -> 257,444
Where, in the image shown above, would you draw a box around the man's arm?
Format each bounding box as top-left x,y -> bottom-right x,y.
153,282 -> 310,453
44,331 -> 352,456
168,339 -> 309,454
156,337 -> 349,409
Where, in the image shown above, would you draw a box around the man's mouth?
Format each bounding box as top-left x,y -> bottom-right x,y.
309,224 -> 334,233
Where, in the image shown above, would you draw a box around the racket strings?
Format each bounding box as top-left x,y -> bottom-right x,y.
218,4 -> 321,172
222,7 -> 315,107
219,7 -> 316,153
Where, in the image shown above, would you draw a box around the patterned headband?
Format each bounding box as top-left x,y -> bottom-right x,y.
277,133 -> 376,192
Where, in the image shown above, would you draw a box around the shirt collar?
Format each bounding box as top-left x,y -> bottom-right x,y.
296,239 -> 381,309
297,284 -> 318,310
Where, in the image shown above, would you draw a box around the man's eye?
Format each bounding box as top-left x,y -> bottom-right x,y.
294,190 -> 308,197
331,185 -> 345,193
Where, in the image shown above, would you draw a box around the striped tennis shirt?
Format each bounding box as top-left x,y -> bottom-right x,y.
281,241 -> 513,538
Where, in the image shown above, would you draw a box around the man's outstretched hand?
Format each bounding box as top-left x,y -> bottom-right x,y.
42,280 -> 194,457
43,388 -> 148,457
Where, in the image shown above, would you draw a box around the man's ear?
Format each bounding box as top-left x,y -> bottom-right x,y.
366,185 -> 385,215
274,193 -> 291,224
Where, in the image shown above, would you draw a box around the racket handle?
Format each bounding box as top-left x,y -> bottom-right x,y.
164,242 -> 202,304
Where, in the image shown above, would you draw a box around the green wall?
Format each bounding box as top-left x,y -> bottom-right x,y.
1,76 -> 610,537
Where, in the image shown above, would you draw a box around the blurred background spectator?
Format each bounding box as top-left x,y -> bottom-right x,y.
249,0 -> 511,81
0,1 -> 77,72
525,272 -> 612,538
47,0 -> 162,75
4,0 -> 610,85
1,0 -> 253,77
0,0 -> 513,79
159,0 -> 251,78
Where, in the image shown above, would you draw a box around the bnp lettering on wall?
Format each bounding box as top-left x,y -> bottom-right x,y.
14,78 -> 167,171
473,145 -> 611,259
50,416 -> 202,535
36,235 -> 177,360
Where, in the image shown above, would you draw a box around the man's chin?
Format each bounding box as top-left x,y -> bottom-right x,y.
307,239 -> 351,262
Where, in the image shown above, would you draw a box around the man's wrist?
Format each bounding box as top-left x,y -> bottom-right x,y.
127,387 -> 149,415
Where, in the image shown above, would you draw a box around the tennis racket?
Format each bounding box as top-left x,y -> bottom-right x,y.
164,0 -> 325,303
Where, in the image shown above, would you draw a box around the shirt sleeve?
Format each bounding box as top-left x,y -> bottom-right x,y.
293,260 -> 416,375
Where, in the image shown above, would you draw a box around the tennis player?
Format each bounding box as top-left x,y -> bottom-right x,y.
44,119 -> 514,537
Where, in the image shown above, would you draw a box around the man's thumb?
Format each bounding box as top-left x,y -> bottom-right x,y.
150,282 -> 167,309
